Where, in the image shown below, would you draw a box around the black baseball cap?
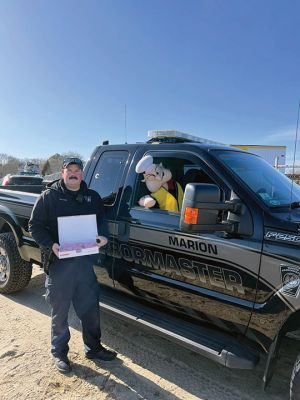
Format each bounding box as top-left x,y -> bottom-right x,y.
62,157 -> 83,170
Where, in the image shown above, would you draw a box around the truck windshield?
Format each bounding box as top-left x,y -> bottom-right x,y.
214,150 -> 300,207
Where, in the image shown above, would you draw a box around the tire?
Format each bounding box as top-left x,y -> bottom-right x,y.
290,353 -> 300,400
0,232 -> 32,294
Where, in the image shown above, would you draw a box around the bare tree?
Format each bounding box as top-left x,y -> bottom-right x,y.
0,155 -> 20,177
0,153 -> 9,177
41,152 -> 85,177
61,151 -> 84,159
0,151 -> 85,179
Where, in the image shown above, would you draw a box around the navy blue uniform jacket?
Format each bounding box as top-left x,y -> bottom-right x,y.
29,179 -> 107,249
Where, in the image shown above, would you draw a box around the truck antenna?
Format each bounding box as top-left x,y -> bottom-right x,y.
124,104 -> 127,144
289,99 -> 300,218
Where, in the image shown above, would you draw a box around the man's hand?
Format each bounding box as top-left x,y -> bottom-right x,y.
96,236 -> 108,248
52,243 -> 60,257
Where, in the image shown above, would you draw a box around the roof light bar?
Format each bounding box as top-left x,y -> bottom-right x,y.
147,130 -> 225,145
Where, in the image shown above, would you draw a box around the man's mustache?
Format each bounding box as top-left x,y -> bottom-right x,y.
69,176 -> 78,180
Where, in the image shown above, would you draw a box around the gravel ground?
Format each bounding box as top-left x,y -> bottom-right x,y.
0,266 -> 298,400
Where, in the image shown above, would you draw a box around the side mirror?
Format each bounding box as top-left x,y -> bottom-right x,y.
180,183 -> 252,235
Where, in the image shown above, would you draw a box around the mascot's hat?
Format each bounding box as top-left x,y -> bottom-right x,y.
135,155 -> 154,173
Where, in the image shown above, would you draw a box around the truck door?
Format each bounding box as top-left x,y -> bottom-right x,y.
86,149 -> 131,288
113,150 -> 263,336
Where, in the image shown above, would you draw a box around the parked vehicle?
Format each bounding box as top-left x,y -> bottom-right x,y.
0,131 -> 300,399
1,173 -> 44,193
2,173 -> 44,185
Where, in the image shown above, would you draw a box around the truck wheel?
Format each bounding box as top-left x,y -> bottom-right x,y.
290,353 -> 300,400
0,232 -> 32,294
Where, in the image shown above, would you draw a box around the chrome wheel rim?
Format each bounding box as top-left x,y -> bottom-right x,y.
0,246 -> 10,286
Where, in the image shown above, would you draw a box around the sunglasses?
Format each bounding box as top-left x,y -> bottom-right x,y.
62,157 -> 83,169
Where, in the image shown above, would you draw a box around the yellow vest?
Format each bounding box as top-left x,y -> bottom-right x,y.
151,182 -> 183,212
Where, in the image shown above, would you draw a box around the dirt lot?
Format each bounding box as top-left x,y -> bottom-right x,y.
0,266 -> 298,400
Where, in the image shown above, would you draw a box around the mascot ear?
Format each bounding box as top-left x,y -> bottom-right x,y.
136,155 -> 154,173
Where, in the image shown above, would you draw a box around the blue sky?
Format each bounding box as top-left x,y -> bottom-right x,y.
0,0 -> 299,162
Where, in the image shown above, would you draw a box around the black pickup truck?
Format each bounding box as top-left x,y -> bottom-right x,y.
1,132 -> 300,399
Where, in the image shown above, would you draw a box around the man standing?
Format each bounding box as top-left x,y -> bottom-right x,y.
29,157 -> 117,373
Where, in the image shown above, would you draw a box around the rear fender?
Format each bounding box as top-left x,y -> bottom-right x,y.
0,204 -> 24,245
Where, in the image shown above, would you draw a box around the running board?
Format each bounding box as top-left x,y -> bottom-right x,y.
99,286 -> 259,369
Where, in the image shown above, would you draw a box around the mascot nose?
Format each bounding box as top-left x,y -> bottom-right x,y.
144,173 -> 155,181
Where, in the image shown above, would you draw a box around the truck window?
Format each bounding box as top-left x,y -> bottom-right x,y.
215,150 -> 300,207
90,151 -> 128,205
134,156 -> 214,212
182,166 -> 214,189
